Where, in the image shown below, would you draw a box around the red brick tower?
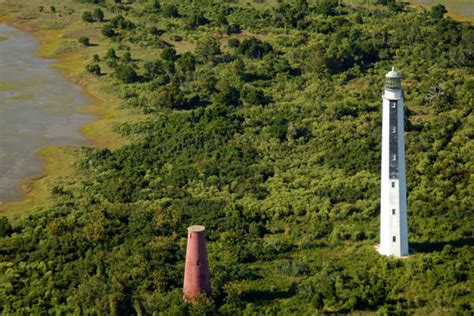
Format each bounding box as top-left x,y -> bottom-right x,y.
183,225 -> 211,300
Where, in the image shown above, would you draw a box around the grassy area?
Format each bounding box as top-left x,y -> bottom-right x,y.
0,81 -> 15,90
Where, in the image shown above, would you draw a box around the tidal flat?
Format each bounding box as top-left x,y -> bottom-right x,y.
0,24 -> 94,202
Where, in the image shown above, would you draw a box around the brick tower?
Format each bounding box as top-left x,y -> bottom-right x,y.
183,225 -> 211,300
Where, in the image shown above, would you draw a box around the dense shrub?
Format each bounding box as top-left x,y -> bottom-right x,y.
93,8 -> 104,22
102,24 -> 117,38
110,15 -> 135,29
228,38 -> 240,48
314,0 -> 338,16
431,4 -> 448,19
238,37 -> 273,58
115,64 -> 139,83
150,0 -> 160,11
214,80 -> 240,106
176,52 -> 196,72
105,48 -> 117,60
0,217 -> 12,237
242,87 -> 268,106
82,11 -> 94,23
162,4 -> 179,18
195,38 -> 221,63
78,36 -> 90,46
144,59 -> 166,80
160,47 -> 177,61
86,63 -> 101,75
187,11 -> 209,29
225,24 -> 241,35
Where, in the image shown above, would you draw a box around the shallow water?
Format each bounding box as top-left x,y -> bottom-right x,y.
0,24 -> 94,202
408,0 -> 474,19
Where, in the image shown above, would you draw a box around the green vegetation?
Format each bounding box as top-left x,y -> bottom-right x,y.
78,36 -> 90,46
86,63 -> 101,75
93,8 -> 105,22
82,10 -> 94,23
83,8 -> 105,23
0,0 -> 473,314
431,4 -> 448,19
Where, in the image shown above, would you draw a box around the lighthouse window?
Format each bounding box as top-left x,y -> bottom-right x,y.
393,236 -> 396,242
392,182 -> 395,188
392,154 -> 397,161
392,209 -> 396,215
390,101 -> 397,108
196,260 -> 201,266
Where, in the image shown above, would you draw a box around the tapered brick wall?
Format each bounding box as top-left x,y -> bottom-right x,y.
183,225 -> 211,300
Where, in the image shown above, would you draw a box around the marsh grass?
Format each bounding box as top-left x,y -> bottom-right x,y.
0,81 -> 15,90
0,146 -> 83,219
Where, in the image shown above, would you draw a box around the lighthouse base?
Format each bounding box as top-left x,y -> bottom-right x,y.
374,244 -> 410,259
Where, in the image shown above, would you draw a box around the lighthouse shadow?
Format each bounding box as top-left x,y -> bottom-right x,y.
244,283 -> 297,303
410,238 -> 473,254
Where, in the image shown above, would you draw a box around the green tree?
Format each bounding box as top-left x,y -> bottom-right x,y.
162,4 -> 179,18
275,0 -> 309,28
152,82 -> 184,109
176,53 -> 196,72
149,26 -> 165,37
115,64 -> 139,83
151,0 -> 161,11
82,11 -> 94,23
121,51 -> 132,62
195,38 -> 221,63
238,37 -> 272,59
225,24 -> 241,35
431,4 -> 448,19
187,11 -> 209,29
0,216 -> 12,237
161,47 -> 177,61
106,48 -> 118,60
79,36 -> 90,46
243,88 -> 268,106
314,0 -> 338,16
110,15 -> 134,29
228,38 -> 240,48
102,24 -> 117,38
93,8 -> 104,22
86,63 -> 101,75
144,59 -> 166,80
214,80 -> 240,106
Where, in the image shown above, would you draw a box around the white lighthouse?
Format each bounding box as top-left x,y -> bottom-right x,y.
378,67 -> 409,257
